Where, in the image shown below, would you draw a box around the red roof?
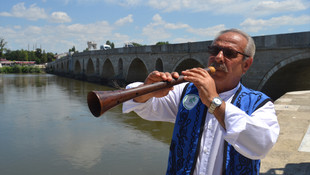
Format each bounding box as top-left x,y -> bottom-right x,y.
0,59 -> 36,64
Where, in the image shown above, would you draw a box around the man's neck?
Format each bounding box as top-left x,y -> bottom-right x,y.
216,81 -> 240,94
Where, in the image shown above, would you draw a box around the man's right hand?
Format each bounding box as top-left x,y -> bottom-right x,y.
133,71 -> 180,103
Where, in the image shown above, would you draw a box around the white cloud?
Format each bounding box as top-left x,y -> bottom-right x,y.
241,15 -> 310,32
152,13 -> 163,23
115,14 -> 134,26
0,2 -> 71,23
1,18 -> 136,53
165,23 -> 190,30
103,0 -> 142,6
142,14 -> 191,43
0,12 -> 12,17
119,0 -> 142,6
13,25 -> 22,30
142,23 -> 171,42
50,12 -> 72,23
112,0 -> 310,18
187,24 -> 227,38
141,14 -> 225,44
147,0 -> 243,12
0,2 -> 48,21
255,0 -> 307,12
252,0 -> 308,16
172,37 -> 196,44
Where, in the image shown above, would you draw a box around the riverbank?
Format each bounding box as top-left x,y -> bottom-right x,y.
0,65 -> 44,73
260,90 -> 310,175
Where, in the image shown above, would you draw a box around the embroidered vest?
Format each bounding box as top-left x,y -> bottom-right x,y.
166,83 -> 272,175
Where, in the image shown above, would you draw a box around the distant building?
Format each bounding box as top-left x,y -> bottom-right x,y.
0,58 -> 35,66
55,53 -> 68,59
124,42 -> 134,47
100,44 -> 111,50
87,41 -> 97,50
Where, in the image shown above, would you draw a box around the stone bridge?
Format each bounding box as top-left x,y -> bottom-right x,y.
47,31 -> 310,100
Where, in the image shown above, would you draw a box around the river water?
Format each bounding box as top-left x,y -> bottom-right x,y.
0,74 -> 174,175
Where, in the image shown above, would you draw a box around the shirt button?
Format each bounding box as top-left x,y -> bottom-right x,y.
203,148 -> 208,153
208,124 -> 212,130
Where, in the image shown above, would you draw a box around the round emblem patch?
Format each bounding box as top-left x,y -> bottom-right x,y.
182,94 -> 199,110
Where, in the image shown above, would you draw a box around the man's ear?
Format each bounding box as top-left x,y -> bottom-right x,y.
242,57 -> 253,74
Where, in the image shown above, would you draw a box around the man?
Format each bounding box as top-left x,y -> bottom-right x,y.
123,29 -> 280,175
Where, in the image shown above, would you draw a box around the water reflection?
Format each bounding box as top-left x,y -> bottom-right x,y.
0,74 -> 174,174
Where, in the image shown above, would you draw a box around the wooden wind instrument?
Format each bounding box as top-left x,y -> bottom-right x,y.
87,66 -> 216,117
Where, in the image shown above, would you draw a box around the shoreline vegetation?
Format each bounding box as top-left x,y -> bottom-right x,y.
0,65 -> 44,73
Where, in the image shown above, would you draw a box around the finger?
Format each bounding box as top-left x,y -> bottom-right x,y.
164,72 -> 173,81
188,67 -> 209,75
171,72 -> 180,79
183,68 -> 211,78
145,71 -> 162,84
149,71 -> 161,79
182,69 -> 203,80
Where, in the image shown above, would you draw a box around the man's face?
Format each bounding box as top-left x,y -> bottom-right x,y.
207,32 -> 253,92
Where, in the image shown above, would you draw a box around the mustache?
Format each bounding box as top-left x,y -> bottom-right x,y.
210,62 -> 228,72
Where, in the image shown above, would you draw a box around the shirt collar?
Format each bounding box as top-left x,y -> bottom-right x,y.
219,82 -> 241,101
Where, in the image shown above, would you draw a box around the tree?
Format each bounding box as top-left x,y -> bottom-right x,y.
131,42 -> 144,47
0,37 -> 8,57
20,49 -> 28,61
106,40 -> 115,48
42,50 -> 47,63
35,48 -> 42,60
156,41 -> 169,45
2,47 -> 53,63
47,52 -> 55,62
28,51 -> 36,62
69,46 -> 76,53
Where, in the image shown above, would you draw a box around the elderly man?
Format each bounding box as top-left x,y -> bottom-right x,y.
123,29 -> 280,175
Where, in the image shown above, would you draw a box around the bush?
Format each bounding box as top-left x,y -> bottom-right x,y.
29,67 -> 42,73
12,65 -> 22,73
0,65 -> 43,73
0,66 -> 12,73
22,66 -> 30,73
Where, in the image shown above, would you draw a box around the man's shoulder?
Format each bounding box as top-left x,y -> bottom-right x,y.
238,84 -> 271,99
232,84 -> 273,114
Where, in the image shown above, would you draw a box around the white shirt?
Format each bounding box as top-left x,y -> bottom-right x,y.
122,82 -> 280,175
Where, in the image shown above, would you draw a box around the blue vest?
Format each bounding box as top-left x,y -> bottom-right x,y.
166,83 -> 272,175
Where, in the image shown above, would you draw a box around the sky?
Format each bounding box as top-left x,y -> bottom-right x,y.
1,0 -> 310,54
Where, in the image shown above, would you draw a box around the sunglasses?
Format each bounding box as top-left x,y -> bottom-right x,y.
208,45 -> 250,59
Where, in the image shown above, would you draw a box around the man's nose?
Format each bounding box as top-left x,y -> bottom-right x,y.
215,50 -> 225,63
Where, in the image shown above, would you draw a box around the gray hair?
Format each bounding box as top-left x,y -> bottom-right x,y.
213,28 -> 256,59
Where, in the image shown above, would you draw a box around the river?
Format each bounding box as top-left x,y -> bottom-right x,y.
0,74 -> 174,175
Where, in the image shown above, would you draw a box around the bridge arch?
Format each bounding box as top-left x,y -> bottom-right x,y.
173,58 -> 204,74
127,58 -> 148,82
61,62 -> 64,72
66,60 -> 69,72
258,52 -> 310,100
118,58 -> 123,78
74,60 -> 82,74
86,58 -> 95,75
156,58 -> 163,72
96,58 -> 100,75
102,58 -> 115,79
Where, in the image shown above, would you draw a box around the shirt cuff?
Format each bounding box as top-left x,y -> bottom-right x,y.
122,96 -> 154,113
122,82 -> 149,113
